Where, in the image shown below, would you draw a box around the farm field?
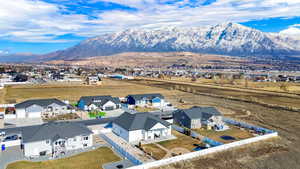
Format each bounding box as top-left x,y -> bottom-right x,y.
0,79 -> 181,103
6,147 -> 121,169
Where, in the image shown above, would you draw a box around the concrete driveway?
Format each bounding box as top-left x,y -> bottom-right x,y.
0,146 -> 24,169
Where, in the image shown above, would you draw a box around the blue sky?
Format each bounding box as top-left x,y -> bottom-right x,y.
0,0 -> 300,54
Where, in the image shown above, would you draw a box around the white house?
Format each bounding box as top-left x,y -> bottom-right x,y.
112,112 -> 172,143
14,98 -> 70,118
0,121 -> 93,157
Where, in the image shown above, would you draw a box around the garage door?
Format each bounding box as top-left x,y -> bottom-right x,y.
105,106 -> 114,111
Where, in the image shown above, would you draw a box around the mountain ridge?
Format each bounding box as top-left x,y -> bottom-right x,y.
42,22 -> 300,61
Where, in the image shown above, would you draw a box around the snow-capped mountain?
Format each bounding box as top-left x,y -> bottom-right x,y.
44,23 -> 300,61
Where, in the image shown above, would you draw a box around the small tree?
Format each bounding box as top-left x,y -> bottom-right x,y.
97,111 -> 106,117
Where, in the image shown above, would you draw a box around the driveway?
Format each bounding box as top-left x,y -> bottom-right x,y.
0,146 -> 24,169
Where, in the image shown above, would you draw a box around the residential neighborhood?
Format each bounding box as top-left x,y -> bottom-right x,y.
0,90 -> 278,169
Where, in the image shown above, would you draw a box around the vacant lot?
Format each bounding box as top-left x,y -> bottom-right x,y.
1,79 -> 181,103
194,126 -> 254,144
6,147 -> 120,169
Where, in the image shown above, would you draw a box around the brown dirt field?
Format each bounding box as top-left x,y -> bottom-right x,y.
1,79 -> 181,103
142,144 -> 167,160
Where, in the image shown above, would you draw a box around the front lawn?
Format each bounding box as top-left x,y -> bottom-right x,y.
88,111 -> 106,118
6,147 -> 121,169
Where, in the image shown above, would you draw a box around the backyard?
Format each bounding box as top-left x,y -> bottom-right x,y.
194,125 -> 255,144
141,144 -> 167,160
6,147 -> 121,169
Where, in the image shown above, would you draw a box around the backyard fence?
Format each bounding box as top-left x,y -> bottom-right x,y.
171,125 -> 184,133
172,125 -> 223,147
127,132 -> 278,169
100,134 -> 143,166
223,118 -> 275,134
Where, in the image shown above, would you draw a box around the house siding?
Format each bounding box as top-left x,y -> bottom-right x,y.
24,140 -> 52,157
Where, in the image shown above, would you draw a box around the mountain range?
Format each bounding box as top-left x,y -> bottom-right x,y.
2,23 -> 300,63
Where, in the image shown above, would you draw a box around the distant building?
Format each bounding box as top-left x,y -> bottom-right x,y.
78,95 -> 121,111
126,93 -> 166,108
86,76 -> 102,85
173,106 -> 228,130
112,112 -> 172,143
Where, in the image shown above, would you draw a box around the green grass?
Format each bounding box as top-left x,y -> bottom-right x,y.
88,111 -> 106,118
6,147 -> 121,169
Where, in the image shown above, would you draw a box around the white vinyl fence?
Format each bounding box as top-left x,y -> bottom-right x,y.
128,132 -> 278,169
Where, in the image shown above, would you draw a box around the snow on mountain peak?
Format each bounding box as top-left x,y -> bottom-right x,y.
49,23 -> 300,60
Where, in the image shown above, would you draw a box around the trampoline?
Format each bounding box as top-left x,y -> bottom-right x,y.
220,135 -> 236,140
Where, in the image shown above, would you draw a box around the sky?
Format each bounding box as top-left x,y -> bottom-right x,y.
0,0 -> 300,54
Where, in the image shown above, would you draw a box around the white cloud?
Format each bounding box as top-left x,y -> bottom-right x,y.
279,24 -> 300,36
1,0 -> 300,42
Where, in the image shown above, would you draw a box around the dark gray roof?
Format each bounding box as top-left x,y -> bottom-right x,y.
113,112 -> 171,131
175,106 -> 221,120
127,93 -> 164,100
15,98 -> 67,109
0,121 -> 92,143
79,95 -> 120,107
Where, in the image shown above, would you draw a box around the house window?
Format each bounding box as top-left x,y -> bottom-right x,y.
73,138 -> 77,141
83,136 -> 89,140
46,140 -> 50,144
83,144 -> 88,147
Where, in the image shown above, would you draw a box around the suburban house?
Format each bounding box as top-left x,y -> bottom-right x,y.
126,93 -> 166,108
15,99 -> 70,118
173,106 -> 228,130
112,112 -> 172,143
78,95 -> 121,111
0,121 -> 93,157
86,76 -> 102,85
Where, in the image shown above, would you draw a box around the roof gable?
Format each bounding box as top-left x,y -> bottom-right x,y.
15,99 -> 67,109
176,106 -> 221,120
114,112 -> 170,131
127,93 -> 164,101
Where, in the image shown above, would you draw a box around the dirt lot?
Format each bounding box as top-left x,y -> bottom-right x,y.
0,79 -> 179,103
142,144 -> 167,160
194,126 -> 255,144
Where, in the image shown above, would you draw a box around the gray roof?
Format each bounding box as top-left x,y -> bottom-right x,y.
0,121 -> 92,143
127,93 -> 164,100
113,112 -> 171,131
79,95 -> 120,107
15,98 -> 67,109
175,106 -> 221,120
